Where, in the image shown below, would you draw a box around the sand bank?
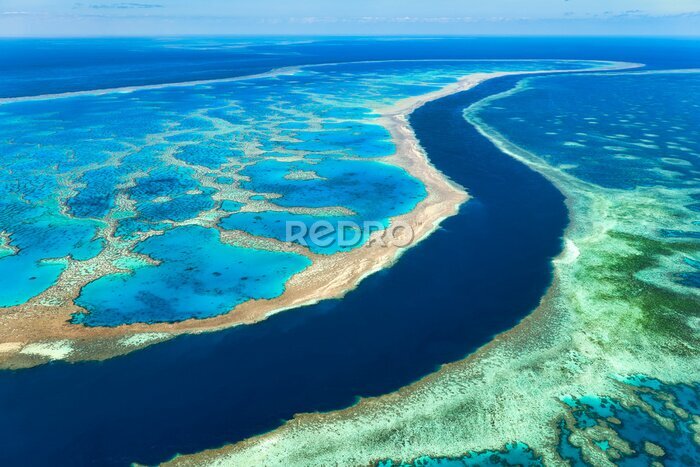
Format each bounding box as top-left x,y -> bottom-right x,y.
0,61 -> 639,369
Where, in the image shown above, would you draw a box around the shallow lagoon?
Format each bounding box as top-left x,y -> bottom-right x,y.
0,58 -> 593,323
73,225 -> 311,326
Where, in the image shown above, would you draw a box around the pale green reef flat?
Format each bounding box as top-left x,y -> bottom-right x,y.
168,70 -> 700,465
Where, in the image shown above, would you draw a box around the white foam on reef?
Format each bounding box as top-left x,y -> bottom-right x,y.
554,238 -> 580,265
119,333 -> 170,347
19,341 -> 73,360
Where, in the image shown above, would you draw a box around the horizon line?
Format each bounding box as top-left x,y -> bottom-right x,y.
2,33 -> 700,39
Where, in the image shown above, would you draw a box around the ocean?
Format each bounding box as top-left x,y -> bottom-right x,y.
0,37 -> 698,465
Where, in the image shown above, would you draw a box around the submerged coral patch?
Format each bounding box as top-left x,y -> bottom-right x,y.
73,226 -> 311,325
0,60 -> 602,331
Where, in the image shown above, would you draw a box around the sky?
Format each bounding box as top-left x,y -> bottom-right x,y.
1,0 -> 699,37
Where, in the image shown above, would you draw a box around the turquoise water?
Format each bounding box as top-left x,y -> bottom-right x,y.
73,226 -> 311,326
0,209 -> 102,306
0,59 -> 601,324
222,211 -> 376,255
559,377 -> 700,465
237,159 -> 424,216
379,442 -> 542,466
222,157 -> 425,254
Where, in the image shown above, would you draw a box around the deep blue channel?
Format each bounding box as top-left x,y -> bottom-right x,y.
0,76 -> 568,466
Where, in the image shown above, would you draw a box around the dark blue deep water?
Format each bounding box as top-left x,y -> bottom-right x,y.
2,36 -> 700,98
0,38 -> 699,466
